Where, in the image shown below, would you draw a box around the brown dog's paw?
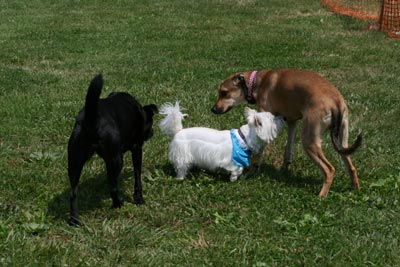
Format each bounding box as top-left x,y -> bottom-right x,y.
244,164 -> 261,178
279,162 -> 291,173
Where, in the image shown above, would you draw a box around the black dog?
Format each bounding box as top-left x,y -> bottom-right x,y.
67,74 -> 157,226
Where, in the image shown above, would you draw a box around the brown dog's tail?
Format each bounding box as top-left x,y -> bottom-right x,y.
330,110 -> 362,155
84,74 -> 103,125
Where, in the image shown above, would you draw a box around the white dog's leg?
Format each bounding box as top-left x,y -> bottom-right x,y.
176,166 -> 188,180
229,173 -> 238,182
254,150 -> 264,172
230,167 -> 243,182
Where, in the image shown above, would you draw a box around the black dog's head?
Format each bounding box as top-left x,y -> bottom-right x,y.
143,104 -> 158,141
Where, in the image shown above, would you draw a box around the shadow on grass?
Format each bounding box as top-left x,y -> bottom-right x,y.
47,161 -> 323,223
152,162 -> 238,183
47,171 -> 135,224
154,160 -> 321,192
152,159 -> 322,189
254,162 -> 322,195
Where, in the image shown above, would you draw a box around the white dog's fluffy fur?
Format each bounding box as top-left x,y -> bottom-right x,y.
159,102 -> 285,181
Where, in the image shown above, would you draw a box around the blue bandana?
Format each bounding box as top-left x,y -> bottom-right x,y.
230,129 -> 251,167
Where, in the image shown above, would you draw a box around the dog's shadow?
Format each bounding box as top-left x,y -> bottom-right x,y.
250,163 -> 322,194
157,162 -> 232,183
47,171 -> 134,223
155,160 -> 322,190
47,162 -> 227,223
48,162 -> 323,222
160,159 -> 322,193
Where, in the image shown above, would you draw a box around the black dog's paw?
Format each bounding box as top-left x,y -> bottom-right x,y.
133,195 -> 145,205
112,199 -> 124,209
68,217 -> 82,227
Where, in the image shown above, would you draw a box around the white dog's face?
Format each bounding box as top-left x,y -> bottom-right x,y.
245,108 -> 285,151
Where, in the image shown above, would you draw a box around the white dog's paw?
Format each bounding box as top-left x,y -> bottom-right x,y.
229,176 -> 238,182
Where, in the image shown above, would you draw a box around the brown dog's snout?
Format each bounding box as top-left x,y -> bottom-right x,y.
211,105 -> 220,114
211,104 -> 231,114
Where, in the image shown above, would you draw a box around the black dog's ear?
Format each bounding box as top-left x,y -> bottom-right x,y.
144,104 -> 158,116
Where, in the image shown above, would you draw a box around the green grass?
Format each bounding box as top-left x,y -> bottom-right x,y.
1,0 -> 399,266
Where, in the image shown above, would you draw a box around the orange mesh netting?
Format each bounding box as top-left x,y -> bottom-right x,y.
320,0 -> 400,37
381,0 -> 400,37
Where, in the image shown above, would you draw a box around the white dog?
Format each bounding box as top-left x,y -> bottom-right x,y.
159,102 -> 285,181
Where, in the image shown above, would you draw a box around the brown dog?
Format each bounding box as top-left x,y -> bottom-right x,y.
211,68 -> 362,197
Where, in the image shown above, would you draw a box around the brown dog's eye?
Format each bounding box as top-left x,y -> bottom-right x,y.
219,91 -> 228,98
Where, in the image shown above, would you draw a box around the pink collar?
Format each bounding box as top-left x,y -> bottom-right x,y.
246,71 -> 258,103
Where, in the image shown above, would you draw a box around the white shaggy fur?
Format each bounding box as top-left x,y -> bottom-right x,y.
159,102 -> 285,181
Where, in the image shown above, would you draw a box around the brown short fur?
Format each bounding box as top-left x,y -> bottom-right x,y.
212,68 -> 362,197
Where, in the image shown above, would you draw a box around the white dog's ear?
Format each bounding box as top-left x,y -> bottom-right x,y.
245,107 -> 257,122
254,115 -> 263,127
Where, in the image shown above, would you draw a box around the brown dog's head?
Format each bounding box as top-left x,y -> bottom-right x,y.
211,72 -> 251,114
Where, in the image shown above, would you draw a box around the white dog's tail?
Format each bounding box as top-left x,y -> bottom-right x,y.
159,101 -> 187,137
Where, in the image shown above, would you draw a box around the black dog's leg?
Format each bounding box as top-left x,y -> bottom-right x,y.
68,165 -> 83,226
132,147 -> 145,204
105,155 -> 124,208
68,142 -> 93,226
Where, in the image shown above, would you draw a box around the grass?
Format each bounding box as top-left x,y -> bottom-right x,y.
0,0 -> 399,266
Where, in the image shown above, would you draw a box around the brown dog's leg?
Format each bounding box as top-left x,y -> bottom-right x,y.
341,155 -> 360,189
302,120 -> 335,197
281,120 -> 298,171
339,115 -> 360,189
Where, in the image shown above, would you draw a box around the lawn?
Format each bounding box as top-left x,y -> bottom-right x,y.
0,0 -> 399,266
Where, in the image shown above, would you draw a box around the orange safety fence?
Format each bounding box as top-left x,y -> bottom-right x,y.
320,0 -> 400,37
381,0 -> 400,37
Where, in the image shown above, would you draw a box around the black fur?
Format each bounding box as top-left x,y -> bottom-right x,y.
67,74 -> 158,226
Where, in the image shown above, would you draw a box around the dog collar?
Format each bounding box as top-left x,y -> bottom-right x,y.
238,128 -> 248,147
246,71 -> 258,104
230,129 -> 251,168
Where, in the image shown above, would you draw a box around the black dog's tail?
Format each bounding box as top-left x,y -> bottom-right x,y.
84,74 -> 103,125
330,109 -> 362,156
